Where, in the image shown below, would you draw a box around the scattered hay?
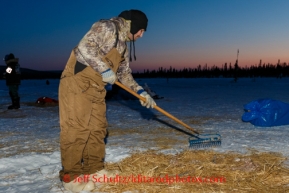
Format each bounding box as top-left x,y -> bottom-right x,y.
146,136 -> 184,150
108,126 -> 187,138
0,131 -> 59,158
97,150 -> 289,193
107,127 -> 188,150
108,127 -> 144,137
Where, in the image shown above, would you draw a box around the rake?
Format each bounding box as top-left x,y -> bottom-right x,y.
115,81 -> 221,148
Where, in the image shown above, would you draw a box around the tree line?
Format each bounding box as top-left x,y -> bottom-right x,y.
133,60 -> 288,79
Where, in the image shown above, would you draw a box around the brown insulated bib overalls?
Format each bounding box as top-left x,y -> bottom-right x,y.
58,32 -> 124,182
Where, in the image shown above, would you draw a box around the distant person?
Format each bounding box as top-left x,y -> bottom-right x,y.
3,53 -> 21,109
58,9 -> 156,192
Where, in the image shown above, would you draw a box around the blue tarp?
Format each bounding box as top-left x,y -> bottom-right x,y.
242,99 -> 289,127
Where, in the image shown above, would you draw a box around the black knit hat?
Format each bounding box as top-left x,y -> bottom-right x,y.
4,53 -> 15,61
118,9 -> 148,35
118,10 -> 148,61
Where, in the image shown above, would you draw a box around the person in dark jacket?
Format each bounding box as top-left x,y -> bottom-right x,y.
3,53 -> 21,109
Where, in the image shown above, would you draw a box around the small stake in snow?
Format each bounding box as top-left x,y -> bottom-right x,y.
115,81 -> 222,148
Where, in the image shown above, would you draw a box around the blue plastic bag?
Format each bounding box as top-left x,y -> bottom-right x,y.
242,99 -> 289,127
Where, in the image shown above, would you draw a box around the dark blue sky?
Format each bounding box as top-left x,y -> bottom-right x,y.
1,0 -> 289,72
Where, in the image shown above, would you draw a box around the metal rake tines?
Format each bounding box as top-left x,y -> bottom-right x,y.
189,141 -> 221,148
189,134 -> 222,148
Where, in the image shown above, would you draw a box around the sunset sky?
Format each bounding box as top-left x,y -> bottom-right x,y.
1,0 -> 289,72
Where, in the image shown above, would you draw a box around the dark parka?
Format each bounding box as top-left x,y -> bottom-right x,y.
5,58 -> 21,85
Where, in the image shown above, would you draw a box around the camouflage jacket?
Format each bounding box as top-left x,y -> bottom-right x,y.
74,17 -> 143,93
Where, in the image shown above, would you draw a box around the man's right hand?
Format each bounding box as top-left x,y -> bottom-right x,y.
101,69 -> 116,84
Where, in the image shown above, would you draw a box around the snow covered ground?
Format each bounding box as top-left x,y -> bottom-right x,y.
0,77 -> 289,193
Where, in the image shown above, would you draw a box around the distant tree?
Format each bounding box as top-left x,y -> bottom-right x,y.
234,60 -> 239,82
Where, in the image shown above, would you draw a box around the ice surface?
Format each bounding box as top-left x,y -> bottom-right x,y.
0,78 -> 289,192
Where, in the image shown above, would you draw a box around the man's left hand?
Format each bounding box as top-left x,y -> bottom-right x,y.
139,91 -> 156,108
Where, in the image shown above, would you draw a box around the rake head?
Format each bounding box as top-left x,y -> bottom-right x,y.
189,133 -> 221,148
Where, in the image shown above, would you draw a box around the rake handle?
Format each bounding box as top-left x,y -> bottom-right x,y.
115,81 -> 199,135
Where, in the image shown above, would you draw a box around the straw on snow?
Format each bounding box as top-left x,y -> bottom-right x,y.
96,149 -> 289,193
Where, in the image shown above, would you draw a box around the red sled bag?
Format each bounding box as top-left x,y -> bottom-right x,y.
36,97 -> 58,105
